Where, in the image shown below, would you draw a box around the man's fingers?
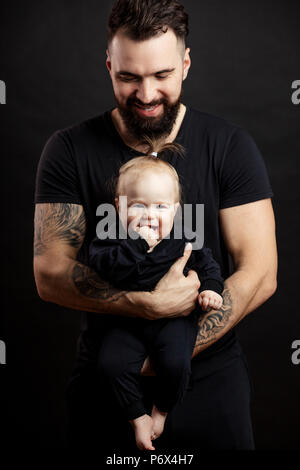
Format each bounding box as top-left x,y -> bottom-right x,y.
186,269 -> 201,290
171,242 -> 193,273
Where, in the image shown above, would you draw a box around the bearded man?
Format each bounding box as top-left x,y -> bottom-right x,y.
34,0 -> 277,451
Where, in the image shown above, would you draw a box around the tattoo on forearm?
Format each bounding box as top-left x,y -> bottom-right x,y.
34,203 -> 86,256
72,262 -> 126,302
195,287 -> 233,349
34,203 -> 126,304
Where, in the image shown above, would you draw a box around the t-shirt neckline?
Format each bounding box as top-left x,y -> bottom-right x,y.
105,105 -> 190,156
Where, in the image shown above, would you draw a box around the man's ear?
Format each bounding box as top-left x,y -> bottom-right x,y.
106,49 -> 112,73
183,47 -> 191,81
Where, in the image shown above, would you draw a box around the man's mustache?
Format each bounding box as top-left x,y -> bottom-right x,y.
127,97 -> 167,108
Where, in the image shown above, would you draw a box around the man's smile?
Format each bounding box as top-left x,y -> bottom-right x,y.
134,103 -> 162,117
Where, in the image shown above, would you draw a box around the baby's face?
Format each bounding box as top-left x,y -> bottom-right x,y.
116,170 -> 179,241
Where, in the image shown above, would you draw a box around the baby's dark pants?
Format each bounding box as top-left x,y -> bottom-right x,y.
97,312 -> 199,420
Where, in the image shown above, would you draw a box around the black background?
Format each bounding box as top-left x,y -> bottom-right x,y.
1,0 -> 299,450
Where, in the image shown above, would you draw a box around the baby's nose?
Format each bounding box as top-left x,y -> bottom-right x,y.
141,208 -> 156,221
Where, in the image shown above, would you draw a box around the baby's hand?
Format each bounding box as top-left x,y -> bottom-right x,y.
198,290 -> 223,311
135,225 -> 159,248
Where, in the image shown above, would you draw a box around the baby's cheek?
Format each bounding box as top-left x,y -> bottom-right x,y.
160,214 -> 175,239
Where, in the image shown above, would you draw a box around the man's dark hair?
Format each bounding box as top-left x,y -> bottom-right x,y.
107,0 -> 189,47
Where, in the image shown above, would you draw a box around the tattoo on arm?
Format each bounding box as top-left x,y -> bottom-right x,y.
72,262 -> 127,302
34,203 -> 86,256
34,203 -> 127,303
195,287 -> 233,348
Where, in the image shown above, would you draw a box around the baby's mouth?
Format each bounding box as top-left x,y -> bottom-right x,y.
138,224 -> 159,230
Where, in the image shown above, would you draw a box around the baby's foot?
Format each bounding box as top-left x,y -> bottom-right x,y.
130,414 -> 155,451
151,404 -> 168,440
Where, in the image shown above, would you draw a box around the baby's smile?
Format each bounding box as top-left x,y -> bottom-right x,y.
137,223 -> 159,230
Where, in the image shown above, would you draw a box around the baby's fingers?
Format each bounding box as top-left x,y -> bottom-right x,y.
201,296 -> 210,310
208,297 -> 223,310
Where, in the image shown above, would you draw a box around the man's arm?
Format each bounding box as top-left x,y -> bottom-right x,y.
34,203 -> 200,319
192,198 -> 277,357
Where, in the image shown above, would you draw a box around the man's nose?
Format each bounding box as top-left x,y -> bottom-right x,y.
135,79 -> 157,104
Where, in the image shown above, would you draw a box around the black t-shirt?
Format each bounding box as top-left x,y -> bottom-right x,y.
34,106 -> 273,368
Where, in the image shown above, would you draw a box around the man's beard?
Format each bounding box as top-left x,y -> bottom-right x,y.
116,90 -> 182,141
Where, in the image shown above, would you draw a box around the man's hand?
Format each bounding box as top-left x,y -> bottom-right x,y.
140,243 -> 200,320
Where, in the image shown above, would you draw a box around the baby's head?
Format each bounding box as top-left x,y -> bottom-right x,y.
114,141 -> 184,243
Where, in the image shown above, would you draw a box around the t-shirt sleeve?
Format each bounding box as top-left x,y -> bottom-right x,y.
219,128 -> 273,209
34,130 -> 82,204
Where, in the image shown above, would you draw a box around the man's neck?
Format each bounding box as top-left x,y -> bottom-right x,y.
111,103 -> 187,154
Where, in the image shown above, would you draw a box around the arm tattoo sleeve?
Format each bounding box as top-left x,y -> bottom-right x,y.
34,203 -> 86,256
34,203 -> 127,303
72,262 -> 127,302
195,287 -> 233,348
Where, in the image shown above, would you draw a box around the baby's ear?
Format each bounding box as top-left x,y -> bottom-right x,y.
115,197 -> 119,212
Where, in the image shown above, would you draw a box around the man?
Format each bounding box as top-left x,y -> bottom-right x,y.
34,0 -> 277,451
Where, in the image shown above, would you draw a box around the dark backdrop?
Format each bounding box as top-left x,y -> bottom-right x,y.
1,0 -> 299,450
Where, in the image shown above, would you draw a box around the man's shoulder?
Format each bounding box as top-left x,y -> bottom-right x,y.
51,109 -> 113,143
187,106 -> 242,136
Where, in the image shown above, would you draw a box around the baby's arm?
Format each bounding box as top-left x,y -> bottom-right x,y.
89,230 -> 149,287
190,246 -> 224,311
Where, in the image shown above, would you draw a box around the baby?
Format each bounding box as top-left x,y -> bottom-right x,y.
89,141 -> 223,451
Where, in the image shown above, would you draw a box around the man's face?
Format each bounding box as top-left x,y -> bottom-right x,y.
106,28 -> 191,139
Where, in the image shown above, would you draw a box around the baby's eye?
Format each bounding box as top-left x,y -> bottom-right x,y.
156,204 -> 168,209
132,203 -> 145,208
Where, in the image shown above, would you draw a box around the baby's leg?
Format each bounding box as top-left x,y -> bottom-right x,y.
98,323 -> 154,450
151,404 -> 168,440
130,414 -> 155,451
149,314 -> 198,439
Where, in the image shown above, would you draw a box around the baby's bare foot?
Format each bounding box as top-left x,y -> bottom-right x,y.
151,405 -> 168,440
130,414 -> 155,451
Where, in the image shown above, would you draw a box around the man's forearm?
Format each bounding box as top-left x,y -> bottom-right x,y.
35,255 -> 151,318
192,268 -> 276,357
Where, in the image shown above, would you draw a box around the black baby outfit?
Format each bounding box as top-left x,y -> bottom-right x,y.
89,218 -> 223,420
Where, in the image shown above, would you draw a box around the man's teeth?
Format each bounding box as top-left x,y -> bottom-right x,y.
137,105 -> 156,110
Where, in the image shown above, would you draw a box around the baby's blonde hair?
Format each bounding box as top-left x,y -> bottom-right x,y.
115,136 -> 185,205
